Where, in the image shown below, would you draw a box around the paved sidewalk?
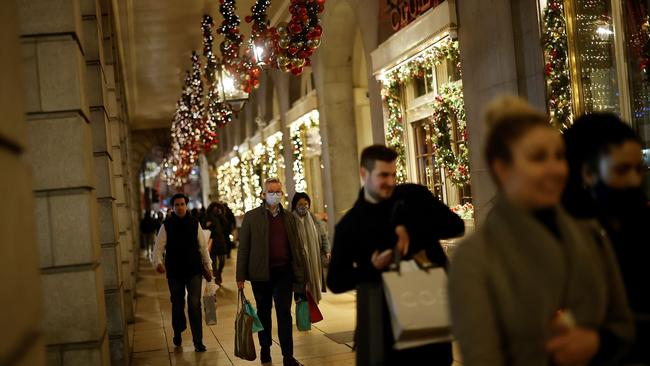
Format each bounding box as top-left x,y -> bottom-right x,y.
131,254 -> 356,366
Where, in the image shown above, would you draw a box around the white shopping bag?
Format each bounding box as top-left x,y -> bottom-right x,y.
202,279 -> 218,325
382,262 -> 452,350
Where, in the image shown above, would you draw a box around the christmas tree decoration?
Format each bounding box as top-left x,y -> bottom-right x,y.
541,0 -> 573,129
379,39 -> 460,183
216,156 -> 244,216
269,0 -> 325,75
429,81 -> 470,186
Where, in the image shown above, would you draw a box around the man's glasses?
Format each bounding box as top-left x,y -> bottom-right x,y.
266,191 -> 283,196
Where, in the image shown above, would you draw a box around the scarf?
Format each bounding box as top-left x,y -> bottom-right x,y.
294,211 -> 323,303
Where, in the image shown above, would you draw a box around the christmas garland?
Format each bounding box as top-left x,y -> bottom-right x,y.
270,0 -> 325,75
541,0 -> 573,129
216,157 -> 244,216
202,14 -> 231,146
380,39 -> 460,183
290,110 -> 319,192
429,81 -> 470,186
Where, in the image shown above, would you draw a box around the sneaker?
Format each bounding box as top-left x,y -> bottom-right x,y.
194,343 -> 207,352
172,333 -> 182,347
283,356 -> 302,366
260,347 -> 271,364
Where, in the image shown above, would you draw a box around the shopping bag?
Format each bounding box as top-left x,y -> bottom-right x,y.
203,294 -> 217,325
243,296 -> 264,333
234,290 -> 256,361
382,262 -> 452,350
203,281 -> 217,325
306,291 -> 323,323
295,298 -> 311,331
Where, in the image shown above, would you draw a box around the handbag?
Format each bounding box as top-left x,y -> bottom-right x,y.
306,290 -> 323,323
295,297 -> 311,331
382,254 -> 452,350
234,289 -> 256,361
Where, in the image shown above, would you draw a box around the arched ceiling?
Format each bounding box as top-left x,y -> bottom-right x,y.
113,0 -> 289,131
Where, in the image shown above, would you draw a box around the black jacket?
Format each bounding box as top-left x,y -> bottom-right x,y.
327,184 -> 464,293
207,214 -> 229,256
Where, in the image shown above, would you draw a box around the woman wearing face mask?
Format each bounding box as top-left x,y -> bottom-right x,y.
563,113 -> 649,365
448,96 -> 634,366
291,192 -> 330,304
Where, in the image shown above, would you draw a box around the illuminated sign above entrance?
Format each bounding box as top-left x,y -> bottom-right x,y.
387,0 -> 443,31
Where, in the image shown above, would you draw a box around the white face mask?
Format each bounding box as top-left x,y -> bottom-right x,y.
265,193 -> 281,206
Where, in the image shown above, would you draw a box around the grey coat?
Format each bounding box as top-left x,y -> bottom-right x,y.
449,197 -> 634,366
236,204 -> 306,287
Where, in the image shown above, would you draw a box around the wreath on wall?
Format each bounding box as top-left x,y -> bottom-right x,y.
429,81 -> 470,186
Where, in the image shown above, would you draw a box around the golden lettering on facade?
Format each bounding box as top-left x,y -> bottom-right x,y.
388,0 -> 440,31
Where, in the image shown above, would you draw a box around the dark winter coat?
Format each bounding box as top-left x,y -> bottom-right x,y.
327,184 -> 465,365
163,213 -> 202,279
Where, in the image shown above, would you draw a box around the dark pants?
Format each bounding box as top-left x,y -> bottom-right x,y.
211,254 -> 226,283
167,275 -> 203,345
251,266 -> 294,356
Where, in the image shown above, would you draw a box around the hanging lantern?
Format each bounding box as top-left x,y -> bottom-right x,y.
217,64 -> 249,112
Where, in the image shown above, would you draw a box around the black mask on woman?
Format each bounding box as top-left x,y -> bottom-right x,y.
593,181 -> 648,214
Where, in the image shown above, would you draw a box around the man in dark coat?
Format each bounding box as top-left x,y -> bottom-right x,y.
236,178 -> 306,366
153,193 -> 213,352
327,145 -> 465,365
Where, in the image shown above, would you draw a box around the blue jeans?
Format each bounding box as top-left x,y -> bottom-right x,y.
251,266 -> 294,356
167,275 -> 203,344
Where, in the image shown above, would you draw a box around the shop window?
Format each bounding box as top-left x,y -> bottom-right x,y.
623,0 -> 650,193
412,120 -> 444,201
413,68 -> 435,98
572,0 -> 621,113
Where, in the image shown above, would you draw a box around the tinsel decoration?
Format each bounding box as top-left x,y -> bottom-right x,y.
380,39 -> 460,183
541,0 -> 573,129
270,0 -> 325,75
429,81 -> 470,186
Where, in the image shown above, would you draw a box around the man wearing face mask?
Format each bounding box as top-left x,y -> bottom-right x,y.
563,113 -> 650,365
327,145 -> 464,365
236,178 -> 306,366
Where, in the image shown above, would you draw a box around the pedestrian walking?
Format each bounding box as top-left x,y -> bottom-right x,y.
563,112 -> 650,365
448,96 -> 634,366
153,193 -> 213,352
206,202 -> 229,285
291,192 -> 330,304
236,178 -> 307,366
327,144 -> 464,365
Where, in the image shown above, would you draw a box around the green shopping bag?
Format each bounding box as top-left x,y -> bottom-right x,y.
243,294 -> 264,333
295,298 -> 311,331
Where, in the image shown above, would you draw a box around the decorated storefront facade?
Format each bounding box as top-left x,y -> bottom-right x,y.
540,0 -> 650,191
372,0 -> 474,224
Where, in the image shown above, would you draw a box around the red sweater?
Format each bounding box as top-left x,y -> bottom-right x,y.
268,211 -> 290,268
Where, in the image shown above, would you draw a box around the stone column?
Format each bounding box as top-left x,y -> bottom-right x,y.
457,0 -> 546,223
18,0 -> 110,363
0,1 -> 45,365
312,0 -> 361,224
82,0 -> 130,363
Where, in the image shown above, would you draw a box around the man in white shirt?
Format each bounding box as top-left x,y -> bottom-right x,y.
153,193 -> 212,352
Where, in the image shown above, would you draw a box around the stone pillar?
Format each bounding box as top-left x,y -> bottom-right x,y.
82,0 -> 130,363
456,0 -> 545,223
0,1 -> 45,365
18,0 -> 110,363
312,0 -> 361,224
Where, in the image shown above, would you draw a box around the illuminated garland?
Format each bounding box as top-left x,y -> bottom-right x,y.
429,81 -> 470,186
264,132 -> 285,179
290,110 -> 319,192
269,0 -> 325,75
202,14 -> 230,150
541,0 -> 573,129
216,157 -> 244,216
380,39 -> 460,183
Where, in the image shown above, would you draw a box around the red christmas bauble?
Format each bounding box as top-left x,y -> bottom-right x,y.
245,15 -> 253,23
291,67 -> 303,75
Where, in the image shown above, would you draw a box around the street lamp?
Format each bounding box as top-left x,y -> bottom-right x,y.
217,64 -> 249,112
